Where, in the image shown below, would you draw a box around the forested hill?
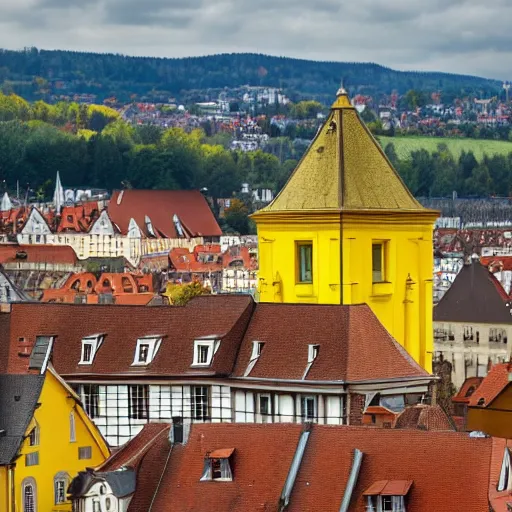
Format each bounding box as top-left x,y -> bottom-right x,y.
0,47 -> 502,103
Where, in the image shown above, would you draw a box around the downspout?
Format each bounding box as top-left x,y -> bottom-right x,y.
339,449 -> 363,512
9,464 -> 15,512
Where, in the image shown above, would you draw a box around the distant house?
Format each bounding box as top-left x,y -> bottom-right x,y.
434,260 -> 512,389
69,421 -> 500,512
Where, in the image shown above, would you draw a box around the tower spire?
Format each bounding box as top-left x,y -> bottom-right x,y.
53,171 -> 65,214
0,192 -> 12,212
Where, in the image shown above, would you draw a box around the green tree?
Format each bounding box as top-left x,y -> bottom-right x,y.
224,198 -> 250,234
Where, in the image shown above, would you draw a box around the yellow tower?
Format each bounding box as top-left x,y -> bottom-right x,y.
252,88 -> 438,370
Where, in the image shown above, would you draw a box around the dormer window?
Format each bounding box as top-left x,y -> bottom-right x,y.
302,344 -> 320,380
79,335 -> 104,365
193,338 -> 220,367
363,480 -> 412,512
244,341 -> 265,377
132,336 -> 162,366
200,448 -> 234,482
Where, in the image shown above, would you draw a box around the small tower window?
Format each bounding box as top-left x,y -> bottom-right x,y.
296,242 -> 313,283
372,242 -> 386,283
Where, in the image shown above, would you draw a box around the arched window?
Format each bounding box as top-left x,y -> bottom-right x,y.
54,472 -> 70,505
22,477 -> 37,512
69,412 -> 76,443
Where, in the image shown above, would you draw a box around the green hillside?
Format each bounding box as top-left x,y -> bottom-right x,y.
378,136 -> 512,161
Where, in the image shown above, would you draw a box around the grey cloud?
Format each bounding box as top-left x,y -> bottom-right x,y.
0,0 -> 511,79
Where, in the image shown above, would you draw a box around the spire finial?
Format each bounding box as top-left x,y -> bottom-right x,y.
331,81 -> 352,109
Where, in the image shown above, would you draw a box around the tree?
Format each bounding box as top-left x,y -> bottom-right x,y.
224,198 -> 250,234
165,280 -> 211,306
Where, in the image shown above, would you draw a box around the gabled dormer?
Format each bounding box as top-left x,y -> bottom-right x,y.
21,208 -> 52,236
192,337 -> 221,367
132,336 -> 163,366
498,448 -> 511,491
127,218 -> 142,239
89,210 -> 115,236
79,335 -> 105,365
29,336 -> 55,374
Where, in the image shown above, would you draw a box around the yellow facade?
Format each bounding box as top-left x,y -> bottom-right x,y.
1,368 -> 109,512
253,89 -> 438,371
467,384 -> 512,438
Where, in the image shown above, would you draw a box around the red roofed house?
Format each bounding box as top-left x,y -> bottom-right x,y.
466,362 -> 512,438
68,422 -> 502,512
434,260 -> 512,389
2,296 -> 433,447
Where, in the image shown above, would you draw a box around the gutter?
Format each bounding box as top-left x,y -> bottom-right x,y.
339,449 -> 363,512
279,426 -> 311,511
237,375 -> 435,385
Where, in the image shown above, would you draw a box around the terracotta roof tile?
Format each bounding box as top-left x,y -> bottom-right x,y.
288,426 -> 493,512
452,377 -> 483,404
106,424 -> 494,512
108,190 -> 222,238
468,363 -> 511,407
6,294 -> 254,377
394,405 -> 456,431
232,303 -> 429,382
0,244 -> 78,265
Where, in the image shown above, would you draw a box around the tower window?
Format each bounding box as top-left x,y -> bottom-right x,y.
296,242 -> 313,283
372,243 -> 386,283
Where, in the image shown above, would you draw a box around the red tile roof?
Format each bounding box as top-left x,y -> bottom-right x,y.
288,426 -> 493,512
363,480 -> 413,496
394,404 -> 456,431
96,424 -> 495,512
468,363 -> 511,407
232,303 -> 428,382
108,190 -> 222,238
452,377 -> 483,404
5,295 -> 254,377
100,423 -> 170,472
129,423 -> 304,512
0,244 -> 78,265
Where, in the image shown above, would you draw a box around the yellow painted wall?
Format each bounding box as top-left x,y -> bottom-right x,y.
255,211 -> 436,370
14,371 -> 109,512
467,383 -> 512,438
0,466 -> 8,512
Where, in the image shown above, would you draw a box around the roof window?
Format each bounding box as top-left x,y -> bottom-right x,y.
192,338 -> 220,367
498,448 -> 511,492
145,215 -> 156,237
244,341 -> 265,377
200,448 -> 235,482
363,480 -> 412,512
29,336 -> 55,374
132,336 -> 163,366
302,344 -> 320,380
79,335 -> 105,365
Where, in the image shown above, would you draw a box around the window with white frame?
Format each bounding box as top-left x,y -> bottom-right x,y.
302,344 -> 320,379
132,336 -> 162,366
54,472 -> 70,505
366,496 -> 406,512
192,386 -> 209,420
301,396 -> 316,422
22,478 -> 37,512
192,339 -> 220,367
80,384 -> 100,418
79,335 -> 104,365
200,449 -> 234,481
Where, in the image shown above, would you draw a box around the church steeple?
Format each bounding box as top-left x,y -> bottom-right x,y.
256,87 -> 423,213
53,171 -> 65,214
252,88 -> 438,371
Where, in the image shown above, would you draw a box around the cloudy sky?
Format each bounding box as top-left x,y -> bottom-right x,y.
0,0 -> 509,79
